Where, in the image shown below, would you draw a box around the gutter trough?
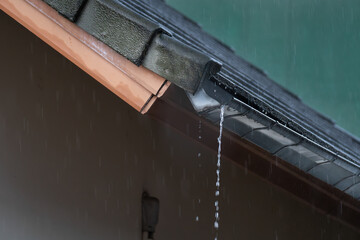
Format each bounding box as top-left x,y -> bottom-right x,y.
188,79 -> 360,200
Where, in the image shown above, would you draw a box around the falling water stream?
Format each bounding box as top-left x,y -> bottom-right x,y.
214,105 -> 225,240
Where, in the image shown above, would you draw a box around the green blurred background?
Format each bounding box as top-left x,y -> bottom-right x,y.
166,0 -> 360,138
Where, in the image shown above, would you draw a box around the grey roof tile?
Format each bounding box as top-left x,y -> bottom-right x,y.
276,144 -> 326,172
76,0 -> 164,65
345,183 -> 360,199
307,162 -> 353,185
143,33 -> 221,94
43,0 -> 86,21
335,175 -> 360,191
244,127 -> 295,154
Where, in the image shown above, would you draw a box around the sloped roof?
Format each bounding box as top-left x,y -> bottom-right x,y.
114,0 -> 360,199
1,0 -> 359,227
42,0 -> 360,198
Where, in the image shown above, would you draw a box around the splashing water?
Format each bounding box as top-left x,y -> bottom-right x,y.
214,105 -> 225,240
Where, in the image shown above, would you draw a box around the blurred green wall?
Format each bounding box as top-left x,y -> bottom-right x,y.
166,0 -> 360,138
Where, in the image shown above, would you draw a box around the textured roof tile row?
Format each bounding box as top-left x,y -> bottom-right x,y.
43,0 -> 85,21
43,0 -> 221,94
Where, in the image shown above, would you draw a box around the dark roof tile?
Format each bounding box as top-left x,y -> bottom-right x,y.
43,0 -> 85,21
143,34 -> 221,94
76,0 -> 164,65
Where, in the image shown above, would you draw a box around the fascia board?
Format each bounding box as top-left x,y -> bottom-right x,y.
0,0 -> 169,113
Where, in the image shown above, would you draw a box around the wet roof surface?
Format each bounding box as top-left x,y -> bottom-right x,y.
41,0 -> 360,198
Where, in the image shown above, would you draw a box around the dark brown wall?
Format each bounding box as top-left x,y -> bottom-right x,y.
0,11 -> 359,240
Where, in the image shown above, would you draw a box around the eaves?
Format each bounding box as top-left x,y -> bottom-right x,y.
0,0 -> 170,113
1,0 -> 360,231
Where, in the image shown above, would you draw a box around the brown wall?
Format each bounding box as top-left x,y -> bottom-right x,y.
0,11 -> 359,240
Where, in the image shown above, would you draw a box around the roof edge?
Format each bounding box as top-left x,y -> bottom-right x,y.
187,79 -> 360,201
0,0 -> 169,113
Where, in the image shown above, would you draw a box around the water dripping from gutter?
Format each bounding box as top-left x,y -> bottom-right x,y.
214,105 -> 225,240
